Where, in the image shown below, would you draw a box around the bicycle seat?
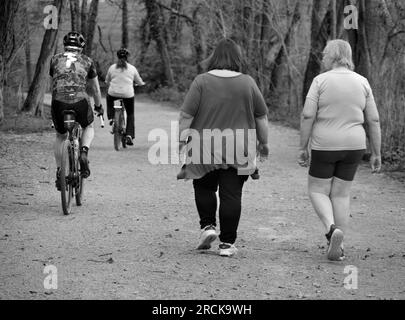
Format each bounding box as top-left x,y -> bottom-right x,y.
63,110 -> 76,131
113,100 -> 123,109
63,110 -> 77,117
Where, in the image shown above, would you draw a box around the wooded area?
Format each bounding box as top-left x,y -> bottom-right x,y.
0,0 -> 404,168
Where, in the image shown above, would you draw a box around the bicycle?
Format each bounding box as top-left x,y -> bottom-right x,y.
112,99 -> 127,151
110,84 -> 145,151
56,109 -> 104,215
59,110 -> 84,215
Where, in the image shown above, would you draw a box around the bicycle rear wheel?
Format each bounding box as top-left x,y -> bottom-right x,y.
122,114 -> 127,149
60,140 -> 73,215
113,110 -> 123,151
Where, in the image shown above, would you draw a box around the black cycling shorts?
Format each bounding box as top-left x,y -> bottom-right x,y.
51,99 -> 94,134
309,150 -> 366,181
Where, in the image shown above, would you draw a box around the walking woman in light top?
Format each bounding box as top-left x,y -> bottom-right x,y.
299,39 -> 382,261
106,48 -> 145,145
178,38 -> 269,257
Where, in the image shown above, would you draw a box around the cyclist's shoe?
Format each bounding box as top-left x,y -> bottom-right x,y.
126,135 -> 134,146
197,225 -> 217,250
325,224 -> 344,261
79,148 -> 91,179
55,168 -> 61,191
219,243 -> 238,257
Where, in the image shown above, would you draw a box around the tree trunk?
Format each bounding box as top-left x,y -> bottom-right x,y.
192,7 -> 203,74
70,0 -> 80,32
302,0 -> 332,101
81,0 -> 88,39
0,56 -> 4,123
122,0 -> 128,48
242,0 -> 254,60
21,0 -> 63,114
169,0 -> 183,44
85,0 -> 99,56
144,0 -> 175,87
24,2 -> 32,88
331,0 -> 337,39
0,0 -> 21,122
139,17 -> 151,64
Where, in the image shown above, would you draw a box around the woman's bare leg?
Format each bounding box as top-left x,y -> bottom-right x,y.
330,177 -> 352,233
308,176 -> 334,233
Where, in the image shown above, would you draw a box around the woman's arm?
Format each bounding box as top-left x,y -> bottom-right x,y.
255,115 -> 269,145
178,78 -> 201,142
88,77 -> 103,107
300,98 -> 318,150
178,111 -> 194,142
133,68 -> 146,86
364,99 -> 382,172
178,111 -> 194,153
255,115 -> 269,159
105,68 -> 111,87
298,98 -> 318,167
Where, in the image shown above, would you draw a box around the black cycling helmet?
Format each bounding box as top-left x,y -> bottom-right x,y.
63,32 -> 86,49
117,48 -> 130,59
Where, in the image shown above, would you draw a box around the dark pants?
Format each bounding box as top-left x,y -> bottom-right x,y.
106,94 -> 135,139
193,168 -> 248,244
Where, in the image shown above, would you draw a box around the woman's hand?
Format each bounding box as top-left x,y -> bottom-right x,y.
298,149 -> 310,167
370,154 -> 382,173
258,143 -> 269,162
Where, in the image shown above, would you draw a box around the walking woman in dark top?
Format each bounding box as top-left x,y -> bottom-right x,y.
178,39 -> 269,257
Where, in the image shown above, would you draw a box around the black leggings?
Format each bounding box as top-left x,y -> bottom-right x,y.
106,94 -> 135,139
193,168 -> 248,244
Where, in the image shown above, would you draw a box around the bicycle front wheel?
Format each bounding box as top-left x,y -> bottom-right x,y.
75,135 -> 84,206
60,140 -> 73,215
75,158 -> 84,206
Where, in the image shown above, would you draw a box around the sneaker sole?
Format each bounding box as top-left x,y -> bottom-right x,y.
327,229 -> 344,261
219,249 -> 238,257
197,232 -> 217,250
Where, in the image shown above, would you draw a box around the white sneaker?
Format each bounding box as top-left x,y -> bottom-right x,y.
197,225 -> 217,250
219,243 -> 238,257
327,228 -> 344,261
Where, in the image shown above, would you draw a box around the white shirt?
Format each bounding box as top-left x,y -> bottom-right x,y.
106,63 -> 144,98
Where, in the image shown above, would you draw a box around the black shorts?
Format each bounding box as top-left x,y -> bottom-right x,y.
51,99 -> 94,134
309,150 -> 366,181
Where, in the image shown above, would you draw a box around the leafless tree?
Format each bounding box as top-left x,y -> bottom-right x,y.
0,0 -> 22,123
22,0 -> 64,114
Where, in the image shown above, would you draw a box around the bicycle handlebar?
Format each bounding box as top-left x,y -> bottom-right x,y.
98,114 -> 105,128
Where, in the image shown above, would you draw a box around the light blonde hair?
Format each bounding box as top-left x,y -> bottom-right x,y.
323,39 -> 355,70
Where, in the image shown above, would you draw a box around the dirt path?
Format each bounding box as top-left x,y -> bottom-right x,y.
1,98 -> 404,300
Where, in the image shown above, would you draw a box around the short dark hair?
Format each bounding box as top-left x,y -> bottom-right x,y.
206,38 -> 244,72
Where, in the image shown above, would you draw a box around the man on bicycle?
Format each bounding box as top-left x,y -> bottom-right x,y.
50,31 -> 104,190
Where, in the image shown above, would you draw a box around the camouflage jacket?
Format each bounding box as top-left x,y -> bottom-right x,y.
50,51 -> 97,103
